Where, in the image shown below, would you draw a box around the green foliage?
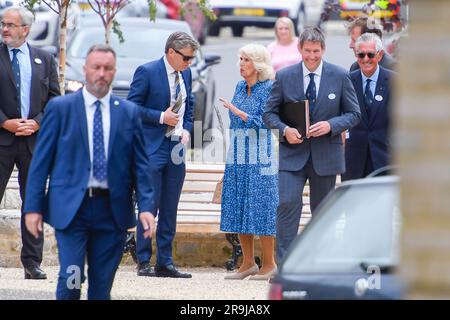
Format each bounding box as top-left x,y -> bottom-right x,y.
112,19 -> 124,43
148,0 -> 157,22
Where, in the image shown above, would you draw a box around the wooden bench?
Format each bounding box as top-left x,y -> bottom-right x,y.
177,163 -> 313,233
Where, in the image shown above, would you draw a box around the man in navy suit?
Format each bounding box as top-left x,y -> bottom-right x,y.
342,33 -> 395,180
0,6 -> 60,280
263,27 -> 361,262
347,16 -> 396,72
128,31 -> 198,278
24,44 -> 156,300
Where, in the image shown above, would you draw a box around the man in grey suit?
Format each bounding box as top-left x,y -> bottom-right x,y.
263,27 -> 361,262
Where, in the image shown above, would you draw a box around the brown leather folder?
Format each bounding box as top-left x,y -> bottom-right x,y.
280,100 -> 310,138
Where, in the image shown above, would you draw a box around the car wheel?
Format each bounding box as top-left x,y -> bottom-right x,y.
232,25 -> 244,37
208,23 -> 220,36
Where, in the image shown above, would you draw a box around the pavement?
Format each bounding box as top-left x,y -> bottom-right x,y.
0,266 -> 271,300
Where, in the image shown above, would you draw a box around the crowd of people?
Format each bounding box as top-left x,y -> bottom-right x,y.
0,6 -> 395,299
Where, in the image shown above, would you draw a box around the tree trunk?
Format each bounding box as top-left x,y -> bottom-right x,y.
58,4 -> 68,95
105,20 -> 112,45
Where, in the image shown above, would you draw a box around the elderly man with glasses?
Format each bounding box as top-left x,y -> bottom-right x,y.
0,6 -> 60,280
342,32 -> 396,181
127,31 -> 198,278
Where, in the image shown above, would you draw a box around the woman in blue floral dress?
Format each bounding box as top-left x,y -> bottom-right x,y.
220,44 -> 278,280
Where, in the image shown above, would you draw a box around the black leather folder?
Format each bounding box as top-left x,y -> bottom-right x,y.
280,100 -> 310,138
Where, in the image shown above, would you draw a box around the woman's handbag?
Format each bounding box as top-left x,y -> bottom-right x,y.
211,101 -> 226,204
212,176 -> 223,204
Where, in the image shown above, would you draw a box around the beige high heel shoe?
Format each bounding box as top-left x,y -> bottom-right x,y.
224,264 -> 259,280
248,266 -> 278,281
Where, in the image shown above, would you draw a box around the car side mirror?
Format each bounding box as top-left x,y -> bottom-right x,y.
203,53 -> 221,70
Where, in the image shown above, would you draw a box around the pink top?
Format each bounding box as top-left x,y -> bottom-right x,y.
267,38 -> 302,72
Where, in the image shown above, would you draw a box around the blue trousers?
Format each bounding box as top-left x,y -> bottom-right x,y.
136,138 -> 186,267
55,194 -> 126,300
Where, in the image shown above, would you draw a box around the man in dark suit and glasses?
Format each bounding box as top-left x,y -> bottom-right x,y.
0,6 -> 60,280
263,27 -> 361,262
128,31 -> 198,278
347,16 -> 396,72
24,44 -> 156,300
342,33 -> 395,180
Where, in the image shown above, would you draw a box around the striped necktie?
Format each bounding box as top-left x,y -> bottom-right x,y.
165,71 -> 182,137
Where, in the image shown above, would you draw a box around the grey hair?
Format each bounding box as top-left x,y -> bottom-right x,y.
165,31 -> 199,53
238,43 -> 274,82
3,6 -> 34,27
299,27 -> 326,49
86,44 -> 116,59
355,32 -> 383,52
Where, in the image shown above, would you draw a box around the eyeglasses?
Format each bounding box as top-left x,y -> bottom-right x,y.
1,22 -> 26,29
173,48 -> 195,62
357,52 -> 377,59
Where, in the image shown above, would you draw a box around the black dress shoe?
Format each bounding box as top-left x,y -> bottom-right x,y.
137,263 -> 155,277
155,265 -> 192,278
24,265 -> 47,280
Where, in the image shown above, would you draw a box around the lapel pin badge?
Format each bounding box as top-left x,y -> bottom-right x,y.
34,58 -> 42,65
328,93 -> 336,100
375,95 -> 383,102
114,100 -> 119,106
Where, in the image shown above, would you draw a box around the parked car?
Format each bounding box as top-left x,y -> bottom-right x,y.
63,18 -> 220,141
338,0 -> 401,20
269,176 -> 405,300
208,0 -> 307,37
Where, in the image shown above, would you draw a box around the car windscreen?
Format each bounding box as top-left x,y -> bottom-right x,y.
282,181 -> 401,274
68,26 -> 176,60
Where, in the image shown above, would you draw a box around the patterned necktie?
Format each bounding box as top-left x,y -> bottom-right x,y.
165,71 -> 182,137
93,100 -> 107,182
305,73 -> 316,109
364,79 -> 373,106
11,49 -> 21,116
364,79 -> 373,117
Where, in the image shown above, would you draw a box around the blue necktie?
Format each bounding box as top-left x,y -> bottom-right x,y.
306,73 -> 316,109
165,71 -> 182,137
11,49 -> 21,116
364,79 -> 373,106
93,100 -> 107,182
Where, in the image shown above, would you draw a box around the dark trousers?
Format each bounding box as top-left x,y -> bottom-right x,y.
0,138 -> 43,268
276,157 -> 336,262
136,137 -> 186,267
55,194 -> 126,300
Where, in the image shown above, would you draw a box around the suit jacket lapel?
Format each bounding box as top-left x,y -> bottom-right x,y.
74,90 -> 89,155
368,68 -> 388,127
0,43 -> 15,85
314,61 -> 331,118
108,96 -> 120,158
296,63 -> 305,100
352,72 -> 370,126
28,44 -> 40,118
159,58 -> 171,107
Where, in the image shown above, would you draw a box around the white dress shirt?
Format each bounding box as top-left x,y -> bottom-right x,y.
159,56 -> 187,136
302,60 -> 323,97
83,87 -> 111,189
361,65 -> 380,97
